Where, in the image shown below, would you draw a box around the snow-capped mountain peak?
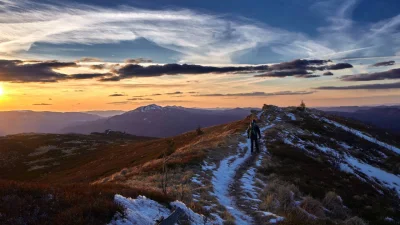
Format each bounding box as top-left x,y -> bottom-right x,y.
133,104 -> 164,112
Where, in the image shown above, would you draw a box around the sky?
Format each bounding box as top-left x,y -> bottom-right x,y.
0,0 -> 400,111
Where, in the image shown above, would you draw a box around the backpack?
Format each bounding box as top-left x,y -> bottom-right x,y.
249,123 -> 257,136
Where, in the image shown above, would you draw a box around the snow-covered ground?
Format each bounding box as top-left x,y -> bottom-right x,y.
209,117 -> 283,224
277,116 -> 400,197
322,118 -> 400,155
109,195 -> 170,225
340,155 -> 400,195
286,113 -> 296,121
211,135 -> 253,224
109,195 -> 209,225
240,167 -> 260,201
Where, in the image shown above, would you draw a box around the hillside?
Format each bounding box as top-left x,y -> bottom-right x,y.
0,111 -> 101,135
99,105 -> 400,225
1,105 -> 400,225
323,107 -> 400,133
62,104 -> 253,137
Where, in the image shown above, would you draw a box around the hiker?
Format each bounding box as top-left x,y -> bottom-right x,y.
247,119 -> 261,153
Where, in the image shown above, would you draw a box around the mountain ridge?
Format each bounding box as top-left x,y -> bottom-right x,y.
1,105 -> 400,225
61,104 -> 256,137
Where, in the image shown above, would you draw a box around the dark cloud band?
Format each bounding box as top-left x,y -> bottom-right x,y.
117,63 -> 270,78
341,68 -> 400,81
371,61 -> 395,67
315,82 -> 400,90
194,91 -> 315,97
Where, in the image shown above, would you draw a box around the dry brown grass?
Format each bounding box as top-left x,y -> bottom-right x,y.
323,191 -> 348,219
0,179 -> 170,225
343,217 -> 368,225
259,178 -> 300,212
262,121 -> 400,225
300,196 -> 326,218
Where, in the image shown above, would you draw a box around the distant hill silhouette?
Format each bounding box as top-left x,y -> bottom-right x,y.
62,104 -> 255,137
322,107 -> 400,133
0,111 -> 101,135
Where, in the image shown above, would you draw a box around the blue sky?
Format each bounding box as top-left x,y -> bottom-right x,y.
0,0 -> 400,110
2,0 -> 400,64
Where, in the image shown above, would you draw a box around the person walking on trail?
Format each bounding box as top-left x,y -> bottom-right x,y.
247,119 -> 261,153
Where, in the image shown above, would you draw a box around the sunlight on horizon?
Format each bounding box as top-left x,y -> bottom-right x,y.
0,84 -> 4,96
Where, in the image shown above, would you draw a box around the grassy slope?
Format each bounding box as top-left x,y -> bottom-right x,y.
2,106 -> 400,225
0,118 -> 248,225
259,107 -> 400,225
0,180 -> 170,225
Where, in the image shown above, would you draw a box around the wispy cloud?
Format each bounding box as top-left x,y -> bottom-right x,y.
75,57 -> 103,63
0,1 -> 289,63
1,0 -> 398,63
315,82 -> 400,90
166,91 -> 183,95
33,103 -> 52,106
194,91 -> 315,97
90,64 -> 107,70
124,58 -> 153,64
254,69 -> 311,78
109,93 -> 126,97
127,98 -> 153,101
107,101 -> 130,105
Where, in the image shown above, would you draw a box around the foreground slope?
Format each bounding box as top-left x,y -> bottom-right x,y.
0,118 -> 248,225
102,105 -> 400,225
2,105 -> 400,225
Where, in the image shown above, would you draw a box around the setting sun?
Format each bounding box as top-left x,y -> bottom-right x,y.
0,86 -> 4,96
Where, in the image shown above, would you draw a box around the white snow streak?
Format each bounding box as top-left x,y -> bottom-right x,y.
109,195 -> 210,225
322,118 -> 400,155
340,155 -> 400,195
109,195 -> 170,225
211,135 -> 253,224
240,167 -> 259,200
286,113 -> 296,121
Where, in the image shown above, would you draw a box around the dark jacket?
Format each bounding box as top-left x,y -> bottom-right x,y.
247,122 -> 261,139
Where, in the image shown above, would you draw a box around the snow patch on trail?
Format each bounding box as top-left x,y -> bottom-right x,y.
235,122 -> 284,223
260,211 -> 285,223
191,175 -> 202,185
109,195 -> 170,225
211,135 -> 253,225
240,167 -> 259,200
202,161 -> 216,171
286,113 -> 296,121
109,195 -> 210,225
260,124 -> 275,133
322,118 -> 400,155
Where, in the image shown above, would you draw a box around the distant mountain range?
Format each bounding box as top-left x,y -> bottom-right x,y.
319,106 -> 400,133
0,111 -> 101,135
84,110 -> 126,117
62,104 -> 255,137
4,105 -> 398,137
317,105 -> 400,113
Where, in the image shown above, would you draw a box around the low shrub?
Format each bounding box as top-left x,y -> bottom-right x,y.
300,196 -> 326,218
343,217 -> 367,225
323,191 -> 348,219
